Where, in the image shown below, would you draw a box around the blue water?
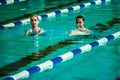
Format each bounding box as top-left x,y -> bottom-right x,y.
0,0 -> 77,22
0,0 -> 120,80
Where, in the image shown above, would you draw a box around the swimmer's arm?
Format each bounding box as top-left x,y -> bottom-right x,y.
25,30 -> 30,36
34,28 -> 44,36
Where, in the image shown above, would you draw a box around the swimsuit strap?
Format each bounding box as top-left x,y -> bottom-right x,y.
29,29 -> 32,33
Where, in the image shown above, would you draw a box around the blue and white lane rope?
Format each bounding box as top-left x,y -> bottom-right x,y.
0,0 -> 25,6
4,31 -> 120,80
0,0 -> 111,29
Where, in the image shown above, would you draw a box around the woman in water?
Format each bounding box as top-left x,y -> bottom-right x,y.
25,14 -> 44,36
69,15 -> 89,36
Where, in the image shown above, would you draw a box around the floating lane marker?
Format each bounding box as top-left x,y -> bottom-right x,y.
72,5 -> 80,10
0,0 -> 25,5
47,12 -> 56,17
2,23 -> 15,28
60,9 -> 69,13
20,19 -> 30,24
0,0 -> 111,29
84,2 -> 91,7
4,31 -> 120,80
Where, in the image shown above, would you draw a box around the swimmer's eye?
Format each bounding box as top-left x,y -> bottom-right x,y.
31,19 -> 38,22
76,22 -> 82,24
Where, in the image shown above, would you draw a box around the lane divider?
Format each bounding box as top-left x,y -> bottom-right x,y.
0,0 -> 111,29
4,31 -> 120,80
0,0 -> 25,6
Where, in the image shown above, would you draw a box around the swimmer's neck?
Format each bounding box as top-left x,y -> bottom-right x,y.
32,26 -> 39,31
78,26 -> 85,31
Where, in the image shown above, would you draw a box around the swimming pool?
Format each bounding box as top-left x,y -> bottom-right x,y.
0,0 -> 77,23
0,0 -> 120,80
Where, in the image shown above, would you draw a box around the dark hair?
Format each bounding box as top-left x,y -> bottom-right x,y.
76,15 -> 85,22
30,14 -> 39,21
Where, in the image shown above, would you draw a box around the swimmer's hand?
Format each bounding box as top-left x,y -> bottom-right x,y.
68,30 -> 75,36
84,29 -> 89,33
68,29 -> 90,36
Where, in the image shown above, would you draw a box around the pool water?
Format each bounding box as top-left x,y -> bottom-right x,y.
0,0 -> 77,23
0,0 -> 120,80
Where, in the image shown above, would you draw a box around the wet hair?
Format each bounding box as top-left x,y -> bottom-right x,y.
30,14 -> 39,21
76,15 -> 85,22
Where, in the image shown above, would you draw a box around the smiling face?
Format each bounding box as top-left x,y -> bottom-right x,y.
30,16 -> 39,28
76,18 -> 84,28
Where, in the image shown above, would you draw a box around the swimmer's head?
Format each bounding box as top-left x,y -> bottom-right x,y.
30,14 -> 39,27
30,14 -> 39,21
76,15 -> 85,22
76,15 -> 85,28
